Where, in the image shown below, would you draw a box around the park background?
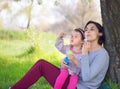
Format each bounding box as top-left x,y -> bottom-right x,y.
0,0 -> 119,89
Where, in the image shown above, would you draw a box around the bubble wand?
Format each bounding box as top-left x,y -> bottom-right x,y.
84,33 -> 88,42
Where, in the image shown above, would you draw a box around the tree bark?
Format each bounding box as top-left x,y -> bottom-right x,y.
100,0 -> 120,85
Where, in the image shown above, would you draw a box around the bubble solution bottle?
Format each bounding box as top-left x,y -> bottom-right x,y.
64,50 -> 73,66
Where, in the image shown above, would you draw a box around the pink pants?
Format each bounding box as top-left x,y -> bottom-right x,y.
54,69 -> 78,89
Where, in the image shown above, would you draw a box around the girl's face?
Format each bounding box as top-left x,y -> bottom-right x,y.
70,31 -> 83,46
84,23 -> 102,43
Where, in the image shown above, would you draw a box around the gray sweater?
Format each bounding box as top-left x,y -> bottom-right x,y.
77,47 -> 109,89
55,37 -> 109,89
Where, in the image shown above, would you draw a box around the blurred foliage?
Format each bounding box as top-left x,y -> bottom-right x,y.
0,21 -> 4,29
0,2 -> 9,10
0,0 -> 101,32
0,28 -> 63,89
37,0 -> 42,5
13,0 -> 21,2
54,0 -> 60,6
107,79 -> 118,89
0,29 -> 28,40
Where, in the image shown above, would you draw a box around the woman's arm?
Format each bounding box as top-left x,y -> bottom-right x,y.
80,52 -> 109,82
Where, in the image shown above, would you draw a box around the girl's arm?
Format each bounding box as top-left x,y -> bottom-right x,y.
55,35 -> 69,54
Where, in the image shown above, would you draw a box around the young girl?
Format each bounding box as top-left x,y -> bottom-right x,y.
54,28 -> 84,89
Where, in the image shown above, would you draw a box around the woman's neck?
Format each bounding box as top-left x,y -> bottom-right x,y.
89,41 -> 102,52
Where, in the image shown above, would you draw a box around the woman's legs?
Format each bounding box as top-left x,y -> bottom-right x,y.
67,74 -> 78,89
54,69 -> 69,89
11,59 -> 61,89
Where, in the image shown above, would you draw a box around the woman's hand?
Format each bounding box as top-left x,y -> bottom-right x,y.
82,41 -> 91,55
61,60 -> 70,69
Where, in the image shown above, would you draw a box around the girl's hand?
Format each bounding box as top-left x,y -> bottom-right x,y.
82,41 -> 91,55
68,54 -> 78,66
68,54 -> 76,61
61,60 -> 70,69
59,32 -> 65,38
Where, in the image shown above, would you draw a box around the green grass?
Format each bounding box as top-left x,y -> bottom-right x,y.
0,29 -> 64,89
0,29 -> 27,40
0,29 -> 118,89
107,79 -> 118,89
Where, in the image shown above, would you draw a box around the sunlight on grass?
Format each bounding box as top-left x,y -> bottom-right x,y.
0,29 -> 118,89
0,29 -> 64,89
0,40 -> 31,56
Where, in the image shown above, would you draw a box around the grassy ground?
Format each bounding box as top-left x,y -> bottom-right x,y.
0,29 -> 64,89
0,29 -> 118,89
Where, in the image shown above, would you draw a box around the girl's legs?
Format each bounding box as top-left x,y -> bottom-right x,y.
67,74 -> 78,89
54,69 -> 69,89
10,59 -> 62,89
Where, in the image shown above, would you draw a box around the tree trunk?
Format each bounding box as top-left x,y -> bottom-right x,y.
26,0 -> 34,29
100,0 -> 120,85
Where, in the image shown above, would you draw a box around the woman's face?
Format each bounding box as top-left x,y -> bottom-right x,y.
70,31 -> 83,46
84,23 -> 102,43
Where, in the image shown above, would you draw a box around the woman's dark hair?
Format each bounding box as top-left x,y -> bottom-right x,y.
74,28 -> 84,40
84,21 -> 105,45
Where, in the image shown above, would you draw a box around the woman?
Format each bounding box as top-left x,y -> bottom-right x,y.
10,21 -> 109,89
